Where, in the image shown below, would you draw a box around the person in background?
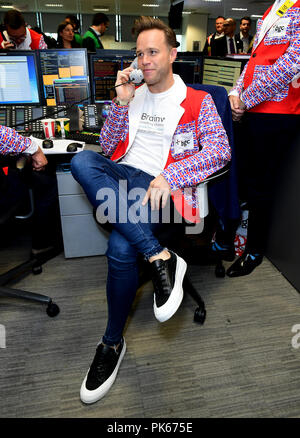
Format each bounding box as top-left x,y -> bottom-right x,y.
235,16 -> 254,54
32,26 -> 57,49
65,14 -> 82,47
212,18 -> 243,57
0,9 -> 47,50
82,12 -> 109,51
56,21 -> 81,49
203,16 -> 225,56
227,0 -> 300,277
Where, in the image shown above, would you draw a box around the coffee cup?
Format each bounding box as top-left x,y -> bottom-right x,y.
41,119 -> 55,139
56,118 -> 70,139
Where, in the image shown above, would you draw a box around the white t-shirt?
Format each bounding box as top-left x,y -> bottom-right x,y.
120,82 -> 176,177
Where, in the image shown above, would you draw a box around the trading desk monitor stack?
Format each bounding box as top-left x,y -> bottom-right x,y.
38,49 -> 90,106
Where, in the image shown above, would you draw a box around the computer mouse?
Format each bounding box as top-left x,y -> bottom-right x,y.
42,139 -> 53,149
66,142 -> 83,153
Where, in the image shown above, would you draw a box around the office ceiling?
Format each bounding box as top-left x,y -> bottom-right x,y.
0,0 -> 273,17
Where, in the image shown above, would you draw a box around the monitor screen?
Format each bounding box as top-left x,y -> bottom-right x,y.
38,48 -> 90,106
202,57 -> 243,92
0,51 -> 41,105
90,55 -> 121,103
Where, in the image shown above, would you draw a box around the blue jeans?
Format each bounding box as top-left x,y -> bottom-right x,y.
71,151 -> 168,346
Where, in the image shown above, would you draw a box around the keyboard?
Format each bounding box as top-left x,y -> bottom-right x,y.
67,131 -> 101,145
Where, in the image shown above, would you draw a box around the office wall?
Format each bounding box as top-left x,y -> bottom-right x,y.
182,14 -> 208,52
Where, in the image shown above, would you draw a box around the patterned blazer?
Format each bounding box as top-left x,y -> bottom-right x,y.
232,0 -> 300,114
99,75 -> 231,216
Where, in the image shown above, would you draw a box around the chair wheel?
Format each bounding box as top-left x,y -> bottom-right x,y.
194,306 -> 206,324
32,265 -> 42,275
215,263 -> 225,278
46,302 -> 60,317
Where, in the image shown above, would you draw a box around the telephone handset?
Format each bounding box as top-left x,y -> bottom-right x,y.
0,24 -> 16,48
129,57 -> 144,85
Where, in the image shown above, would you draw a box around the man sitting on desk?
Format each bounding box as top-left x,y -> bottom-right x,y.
0,125 -> 62,260
71,16 -> 231,404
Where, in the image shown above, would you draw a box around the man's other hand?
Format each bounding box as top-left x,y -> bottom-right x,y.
32,147 -> 48,171
142,175 -> 171,210
229,95 -> 246,122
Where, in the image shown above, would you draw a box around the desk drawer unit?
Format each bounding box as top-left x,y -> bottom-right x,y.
56,170 -> 108,258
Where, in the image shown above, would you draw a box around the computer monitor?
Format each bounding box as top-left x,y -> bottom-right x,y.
89,54 -> 122,103
202,57 -> 243,92
0,51 -> 41,105
38,48 -> 90,106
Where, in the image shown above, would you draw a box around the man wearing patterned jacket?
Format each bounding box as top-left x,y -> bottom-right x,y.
71,16 -> 230,405
227,0 -> 300,277
0,125 -> 62,259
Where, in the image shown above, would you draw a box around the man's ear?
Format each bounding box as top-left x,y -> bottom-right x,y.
170,47 -> 177,64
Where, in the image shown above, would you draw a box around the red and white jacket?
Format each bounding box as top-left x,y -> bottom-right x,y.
100,75 -> 231,220
0,28 -> 47,50
232,0 -> 300,114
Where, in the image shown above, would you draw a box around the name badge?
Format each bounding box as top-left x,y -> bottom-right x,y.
173,131 -> 194,155
276,0 -> 296,17
268,18 -> 290,38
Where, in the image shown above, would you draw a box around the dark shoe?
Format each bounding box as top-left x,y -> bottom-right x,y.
80,338 -> 126,404
226,253 -> 263,278
151,250 -> 187,323
211,241 -> 236,262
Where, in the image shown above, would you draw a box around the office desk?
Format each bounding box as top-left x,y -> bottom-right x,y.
32,137 -> 109,259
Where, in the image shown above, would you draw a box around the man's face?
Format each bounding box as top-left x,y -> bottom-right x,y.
6,25 -> 26,45
223,19 -> 236,37
136,29 -> 177,92
99,22 -> 109,35
215,18 -> 225,34
240,19 -> 250,36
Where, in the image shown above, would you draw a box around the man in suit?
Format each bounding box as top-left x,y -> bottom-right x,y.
203,16 -> 225,56
82,12 -> 109,51
212,18 -> 243,57
235,16 -> 254,54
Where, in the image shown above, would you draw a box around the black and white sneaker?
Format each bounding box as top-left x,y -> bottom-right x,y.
80,337 -> 126,404
151,250 -> 187,323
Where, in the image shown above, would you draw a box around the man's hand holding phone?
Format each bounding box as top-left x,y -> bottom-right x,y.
1,39 -> 15,49
115,67 -> 136,103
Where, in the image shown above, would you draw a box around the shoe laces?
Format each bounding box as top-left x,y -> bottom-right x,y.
90,345 -> 118,380
152,261 -> 171,295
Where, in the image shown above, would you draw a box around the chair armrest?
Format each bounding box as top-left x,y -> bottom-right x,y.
198,162 -> 231,185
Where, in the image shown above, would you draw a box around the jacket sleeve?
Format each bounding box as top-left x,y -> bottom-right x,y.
0,125 -> 33,155
241,13 -> 300,109
99,100 -> 129,156
161,94 -> 231,189
82,37 -> 96,52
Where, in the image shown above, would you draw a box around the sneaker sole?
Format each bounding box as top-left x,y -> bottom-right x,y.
80,339 -> 127,404
153,255 -> 187,323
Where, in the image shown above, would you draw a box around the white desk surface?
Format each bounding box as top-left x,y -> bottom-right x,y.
33,137 -> 85,155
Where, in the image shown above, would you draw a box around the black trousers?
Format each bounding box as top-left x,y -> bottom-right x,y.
0,159 -> 62,250
234,112 -> 300,254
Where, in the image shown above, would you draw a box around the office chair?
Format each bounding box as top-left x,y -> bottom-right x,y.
92,84 -> 239,324
0,162 -> 60,317
188,84 -> 240,278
